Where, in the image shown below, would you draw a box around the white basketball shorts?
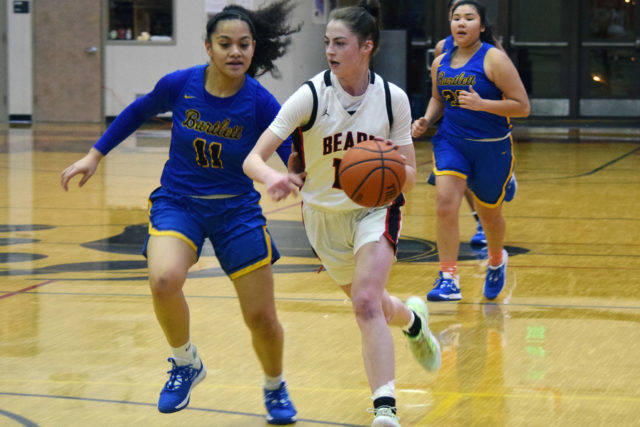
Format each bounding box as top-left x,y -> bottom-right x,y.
301,196 -> 404,286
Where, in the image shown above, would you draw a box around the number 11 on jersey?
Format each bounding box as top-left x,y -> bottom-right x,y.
193,138 -> 223,168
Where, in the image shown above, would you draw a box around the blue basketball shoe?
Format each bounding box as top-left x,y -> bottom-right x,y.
483,250 -> 508,300
158,355 -> 206,413
264,381 -> 297,425
504,174 -> 517,202
470,223 -> 487,247
427,272 -> 461,301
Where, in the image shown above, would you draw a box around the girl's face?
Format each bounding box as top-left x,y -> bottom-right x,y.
324,19 -> 373,78
205,19 -> 255,79
450,4 -> 485,47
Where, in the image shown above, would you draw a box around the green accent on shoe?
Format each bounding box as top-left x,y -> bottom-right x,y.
371,406 -> 400,427
404,296 -> 442,371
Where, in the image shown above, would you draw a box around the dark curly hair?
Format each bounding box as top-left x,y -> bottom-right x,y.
206,0 -> 302,78
329,0 -> 381,56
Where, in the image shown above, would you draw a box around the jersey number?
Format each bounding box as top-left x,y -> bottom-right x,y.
193,138 -> 223,168
332,158 -> 342,189
442,89 -> 463,107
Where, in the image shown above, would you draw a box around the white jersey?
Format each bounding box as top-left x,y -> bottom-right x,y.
269,70 -> 413,212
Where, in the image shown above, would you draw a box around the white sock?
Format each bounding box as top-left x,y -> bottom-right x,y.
402,310 -> 415,333
264,373 -> 283,390
171,342 -> 198,366
372,380 -> 396,401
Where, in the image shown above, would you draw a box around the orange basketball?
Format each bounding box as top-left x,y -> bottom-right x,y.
338,139 -> 406,207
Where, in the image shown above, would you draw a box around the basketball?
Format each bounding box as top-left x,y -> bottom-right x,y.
338,139 -> 406,207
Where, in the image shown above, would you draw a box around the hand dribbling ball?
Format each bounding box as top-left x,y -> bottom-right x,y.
338,139 -> 406,207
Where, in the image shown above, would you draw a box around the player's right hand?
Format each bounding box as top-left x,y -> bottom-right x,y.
265,171 -> 299,202
411,117 -> 428,138
60,148 -> 103,191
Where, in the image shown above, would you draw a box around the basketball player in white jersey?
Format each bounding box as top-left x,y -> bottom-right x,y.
244,2 -> 441,425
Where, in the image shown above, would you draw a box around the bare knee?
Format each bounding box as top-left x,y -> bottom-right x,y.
351,290 -> 383,322
436,195 -> 459,219
244,309 -> 281,336
149,269 -> 185,299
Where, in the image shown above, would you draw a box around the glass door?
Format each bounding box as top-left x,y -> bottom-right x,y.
509,0 -> 575,116
401,0 -> 434,119
580,0 -> 640,116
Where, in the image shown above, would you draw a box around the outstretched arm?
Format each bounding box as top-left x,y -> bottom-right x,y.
60,70 -> 186,191
243,129 -> 304,202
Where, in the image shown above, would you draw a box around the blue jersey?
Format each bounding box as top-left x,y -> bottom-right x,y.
436,43 -> 510,139
94,65 -> 291,196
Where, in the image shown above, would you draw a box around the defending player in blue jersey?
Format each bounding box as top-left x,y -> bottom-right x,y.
60,2 -> 300,422
412,0 -> 529,302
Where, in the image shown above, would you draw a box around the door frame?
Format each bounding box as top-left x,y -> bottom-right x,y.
0,0 -> 7,122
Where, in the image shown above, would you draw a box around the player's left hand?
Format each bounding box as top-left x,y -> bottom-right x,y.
286,152 -> 306,189
458,85 -> 484,111
287,151 -> 305,174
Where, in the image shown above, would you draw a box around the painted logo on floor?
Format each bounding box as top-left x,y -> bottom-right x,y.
0,221 -> 529,278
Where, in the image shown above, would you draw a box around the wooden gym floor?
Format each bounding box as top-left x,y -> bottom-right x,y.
0,123 -> 639,426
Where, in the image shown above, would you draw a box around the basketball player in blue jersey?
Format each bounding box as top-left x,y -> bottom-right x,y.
245,2 -> 441,426
412,0 -> 529,302
426,0 -> 517,248
60,2 -> 300,422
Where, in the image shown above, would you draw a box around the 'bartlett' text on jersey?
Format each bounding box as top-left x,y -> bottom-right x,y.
437,43 -> 511,140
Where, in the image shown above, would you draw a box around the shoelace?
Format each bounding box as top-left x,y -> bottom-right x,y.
435,276 -> 458,292
164,358 -> 196,391
487,267 -> 502,283
367,406 -> 399,420
265,386 -> 292,407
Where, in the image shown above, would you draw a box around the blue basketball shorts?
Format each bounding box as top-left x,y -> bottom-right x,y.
143,187 -> 280,280
432,132 -> 515,207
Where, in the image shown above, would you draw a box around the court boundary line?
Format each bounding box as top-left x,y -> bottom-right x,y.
537,145 -> 640,180
568,145 -> 640,178
0,279 -> 56,300
0,391 -> 364,426
3,289 -> 640,311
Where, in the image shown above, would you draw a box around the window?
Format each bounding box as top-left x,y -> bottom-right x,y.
108,0 -> 173,42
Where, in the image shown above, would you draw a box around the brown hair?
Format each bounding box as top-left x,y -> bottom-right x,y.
329,0 -> 381,56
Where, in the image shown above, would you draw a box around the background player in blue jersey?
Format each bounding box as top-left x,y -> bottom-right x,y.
60,2 -> 300,422
427,0 -> 516,248
411,0 -> 529,302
